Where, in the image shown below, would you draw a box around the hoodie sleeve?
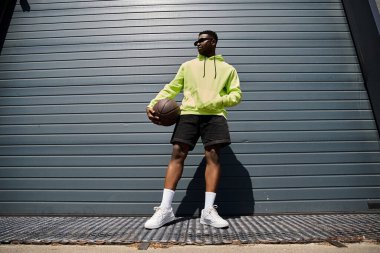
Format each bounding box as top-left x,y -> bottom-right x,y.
221,68 -> 242,107
147,64 -> 185,108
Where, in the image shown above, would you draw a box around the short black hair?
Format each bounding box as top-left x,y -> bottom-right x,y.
199,30 -> 218,44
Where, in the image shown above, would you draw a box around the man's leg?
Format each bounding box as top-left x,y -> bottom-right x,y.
144,143 -> 189,229
159,143 -> 189,209
204,144 -> 221,193
200,144 -> 229,228
163,143 -> 190,190
200,115 -> 230,195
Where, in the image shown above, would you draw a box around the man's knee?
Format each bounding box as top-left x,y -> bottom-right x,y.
171,143 -> 189,161
204,145 -> 221,163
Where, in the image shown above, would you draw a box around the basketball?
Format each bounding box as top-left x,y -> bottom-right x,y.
153,98 -> 180,126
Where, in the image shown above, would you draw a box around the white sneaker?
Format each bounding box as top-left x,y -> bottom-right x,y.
200,205 -> 229,228
144,206 -> 175,229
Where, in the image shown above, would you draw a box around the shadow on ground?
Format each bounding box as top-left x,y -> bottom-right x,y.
175,146 -> 255,217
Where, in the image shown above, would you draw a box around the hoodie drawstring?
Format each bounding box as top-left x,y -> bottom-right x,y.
203,59 -> 206,78
214,57 -> 217,79
203,57 -> 217,79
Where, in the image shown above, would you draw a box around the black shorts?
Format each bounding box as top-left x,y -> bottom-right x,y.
170,115 -> 231,151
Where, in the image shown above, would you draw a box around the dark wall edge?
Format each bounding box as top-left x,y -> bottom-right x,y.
368,0 -> 380,35
0,0 -> 17,55
342,0 -> 380,135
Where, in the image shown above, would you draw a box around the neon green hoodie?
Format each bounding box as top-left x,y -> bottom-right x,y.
148,54 -> 242,118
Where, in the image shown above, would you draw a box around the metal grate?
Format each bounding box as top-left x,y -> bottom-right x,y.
0,214 -> 379,245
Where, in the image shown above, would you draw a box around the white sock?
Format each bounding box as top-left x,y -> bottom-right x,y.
159,188 -> 175,209
204,192 -> 216,209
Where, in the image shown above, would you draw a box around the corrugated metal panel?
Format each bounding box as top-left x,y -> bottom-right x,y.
0,0 -> 379,215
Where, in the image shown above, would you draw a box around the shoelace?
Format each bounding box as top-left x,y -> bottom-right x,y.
206,205 -> 218,215
152,206 -> 165,219
206,205 -> 225,221
207,205 -> 218,212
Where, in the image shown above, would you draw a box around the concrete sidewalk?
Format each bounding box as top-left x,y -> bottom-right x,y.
1,243 -> 380,253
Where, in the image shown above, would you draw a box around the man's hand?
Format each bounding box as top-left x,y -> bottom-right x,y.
146,107 -> 161,125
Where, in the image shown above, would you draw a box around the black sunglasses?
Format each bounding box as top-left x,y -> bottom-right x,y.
194,38 -> 212,46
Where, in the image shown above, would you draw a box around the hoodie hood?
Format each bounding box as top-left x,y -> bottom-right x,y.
197,54 -> 224,79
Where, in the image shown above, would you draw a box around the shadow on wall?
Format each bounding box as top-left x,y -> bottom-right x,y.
175,146 -> 255,217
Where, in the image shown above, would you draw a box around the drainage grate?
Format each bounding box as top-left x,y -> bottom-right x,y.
0,213 -> 379,245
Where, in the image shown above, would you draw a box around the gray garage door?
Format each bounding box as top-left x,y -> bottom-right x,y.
0,0 -> 379,215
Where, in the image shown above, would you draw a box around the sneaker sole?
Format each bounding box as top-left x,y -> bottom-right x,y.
200,219 -> 229,228
144,216 -> 175,229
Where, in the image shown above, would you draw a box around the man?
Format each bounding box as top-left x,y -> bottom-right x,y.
145,30 -> 242,229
